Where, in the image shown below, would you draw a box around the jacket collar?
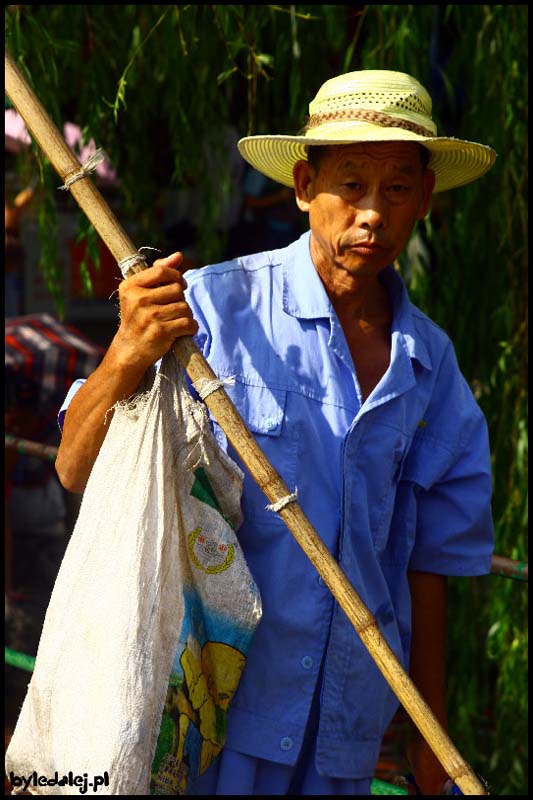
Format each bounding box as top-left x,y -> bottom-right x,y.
282,230 -> 432,371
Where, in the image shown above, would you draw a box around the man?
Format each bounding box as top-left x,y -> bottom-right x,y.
56,70 -> 495,795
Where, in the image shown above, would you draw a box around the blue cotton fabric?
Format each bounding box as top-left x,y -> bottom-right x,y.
58,230 -> 494,785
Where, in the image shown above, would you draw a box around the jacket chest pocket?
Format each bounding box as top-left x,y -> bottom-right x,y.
371,438 -> 411,553
216,381 -> 298,528
371,428 -> 457,556
348,423 -> 411,554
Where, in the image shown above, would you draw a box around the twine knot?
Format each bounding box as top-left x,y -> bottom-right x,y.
58,149 -> 105,191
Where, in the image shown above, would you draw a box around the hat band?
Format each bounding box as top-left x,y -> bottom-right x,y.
307,108 -> 434,138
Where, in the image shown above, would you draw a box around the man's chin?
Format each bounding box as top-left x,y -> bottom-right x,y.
339,256 -> 391,277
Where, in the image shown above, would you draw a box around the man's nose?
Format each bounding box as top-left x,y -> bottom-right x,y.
357,191 -> 386,230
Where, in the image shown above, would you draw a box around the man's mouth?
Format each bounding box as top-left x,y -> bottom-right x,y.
347,241 -> 386,252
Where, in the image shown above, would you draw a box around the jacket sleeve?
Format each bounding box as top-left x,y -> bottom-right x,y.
407,343 -> 494,576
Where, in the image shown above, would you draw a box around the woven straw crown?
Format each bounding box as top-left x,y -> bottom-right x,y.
238,70 -> 496,193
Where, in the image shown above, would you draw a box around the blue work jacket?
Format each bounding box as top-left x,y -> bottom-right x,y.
182,230 -> 494,778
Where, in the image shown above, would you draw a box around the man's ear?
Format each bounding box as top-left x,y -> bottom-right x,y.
293,159 -> 316,212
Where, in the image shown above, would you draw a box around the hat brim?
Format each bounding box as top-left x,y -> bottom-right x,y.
237,127 -> 496,193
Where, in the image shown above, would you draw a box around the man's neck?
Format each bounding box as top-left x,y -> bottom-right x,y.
331,279 -> 391,326
316,263 -> 392,328
309,235 -> 392,327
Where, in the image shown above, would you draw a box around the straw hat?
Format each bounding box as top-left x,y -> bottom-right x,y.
237,70 -> 496,193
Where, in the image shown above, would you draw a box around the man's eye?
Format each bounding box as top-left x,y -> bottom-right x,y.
388,184 -> 409,192
343,182 -> 362,189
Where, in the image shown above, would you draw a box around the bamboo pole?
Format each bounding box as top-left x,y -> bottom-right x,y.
5,435 -> 58,462
5,48 -> 488,795
490,555 -> 528,582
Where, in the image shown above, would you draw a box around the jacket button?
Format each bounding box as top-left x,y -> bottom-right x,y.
301,656 -> 313,669
280,736 -> 293,751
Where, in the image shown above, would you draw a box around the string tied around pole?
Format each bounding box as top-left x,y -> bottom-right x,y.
58,149 -> 105,191
266,488 -> 298,513
118,247 -> 162,278
193,376 -> 236,401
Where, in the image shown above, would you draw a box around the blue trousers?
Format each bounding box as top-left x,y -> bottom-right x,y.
187,743 -> 372,795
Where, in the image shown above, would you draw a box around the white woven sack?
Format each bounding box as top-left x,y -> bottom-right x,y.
6,353 -> 261,795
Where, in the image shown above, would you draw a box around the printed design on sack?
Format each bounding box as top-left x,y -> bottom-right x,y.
188,527 -> 235,574
151,467 -> 261,796
186,467 -> 236,575
151,637 -> 246,795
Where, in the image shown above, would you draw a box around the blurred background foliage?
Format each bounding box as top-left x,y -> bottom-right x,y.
5,5 -> 527,794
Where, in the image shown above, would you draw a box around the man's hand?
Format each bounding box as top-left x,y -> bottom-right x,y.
56,251 -> 198,493
112,251 -> 198,375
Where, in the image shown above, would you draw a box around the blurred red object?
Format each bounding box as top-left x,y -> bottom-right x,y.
68,237 -> 122,299
5,313 -> 104,431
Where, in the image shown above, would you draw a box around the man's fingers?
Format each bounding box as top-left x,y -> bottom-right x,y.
136,282 -> 188,306
127,258 -> 188,289
151,251 -> 184,270
151,301 -> 196,323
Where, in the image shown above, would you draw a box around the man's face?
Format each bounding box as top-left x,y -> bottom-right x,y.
294,142 -> 435,280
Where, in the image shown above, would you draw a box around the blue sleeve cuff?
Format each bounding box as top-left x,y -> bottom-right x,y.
57,378 -> 86,432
